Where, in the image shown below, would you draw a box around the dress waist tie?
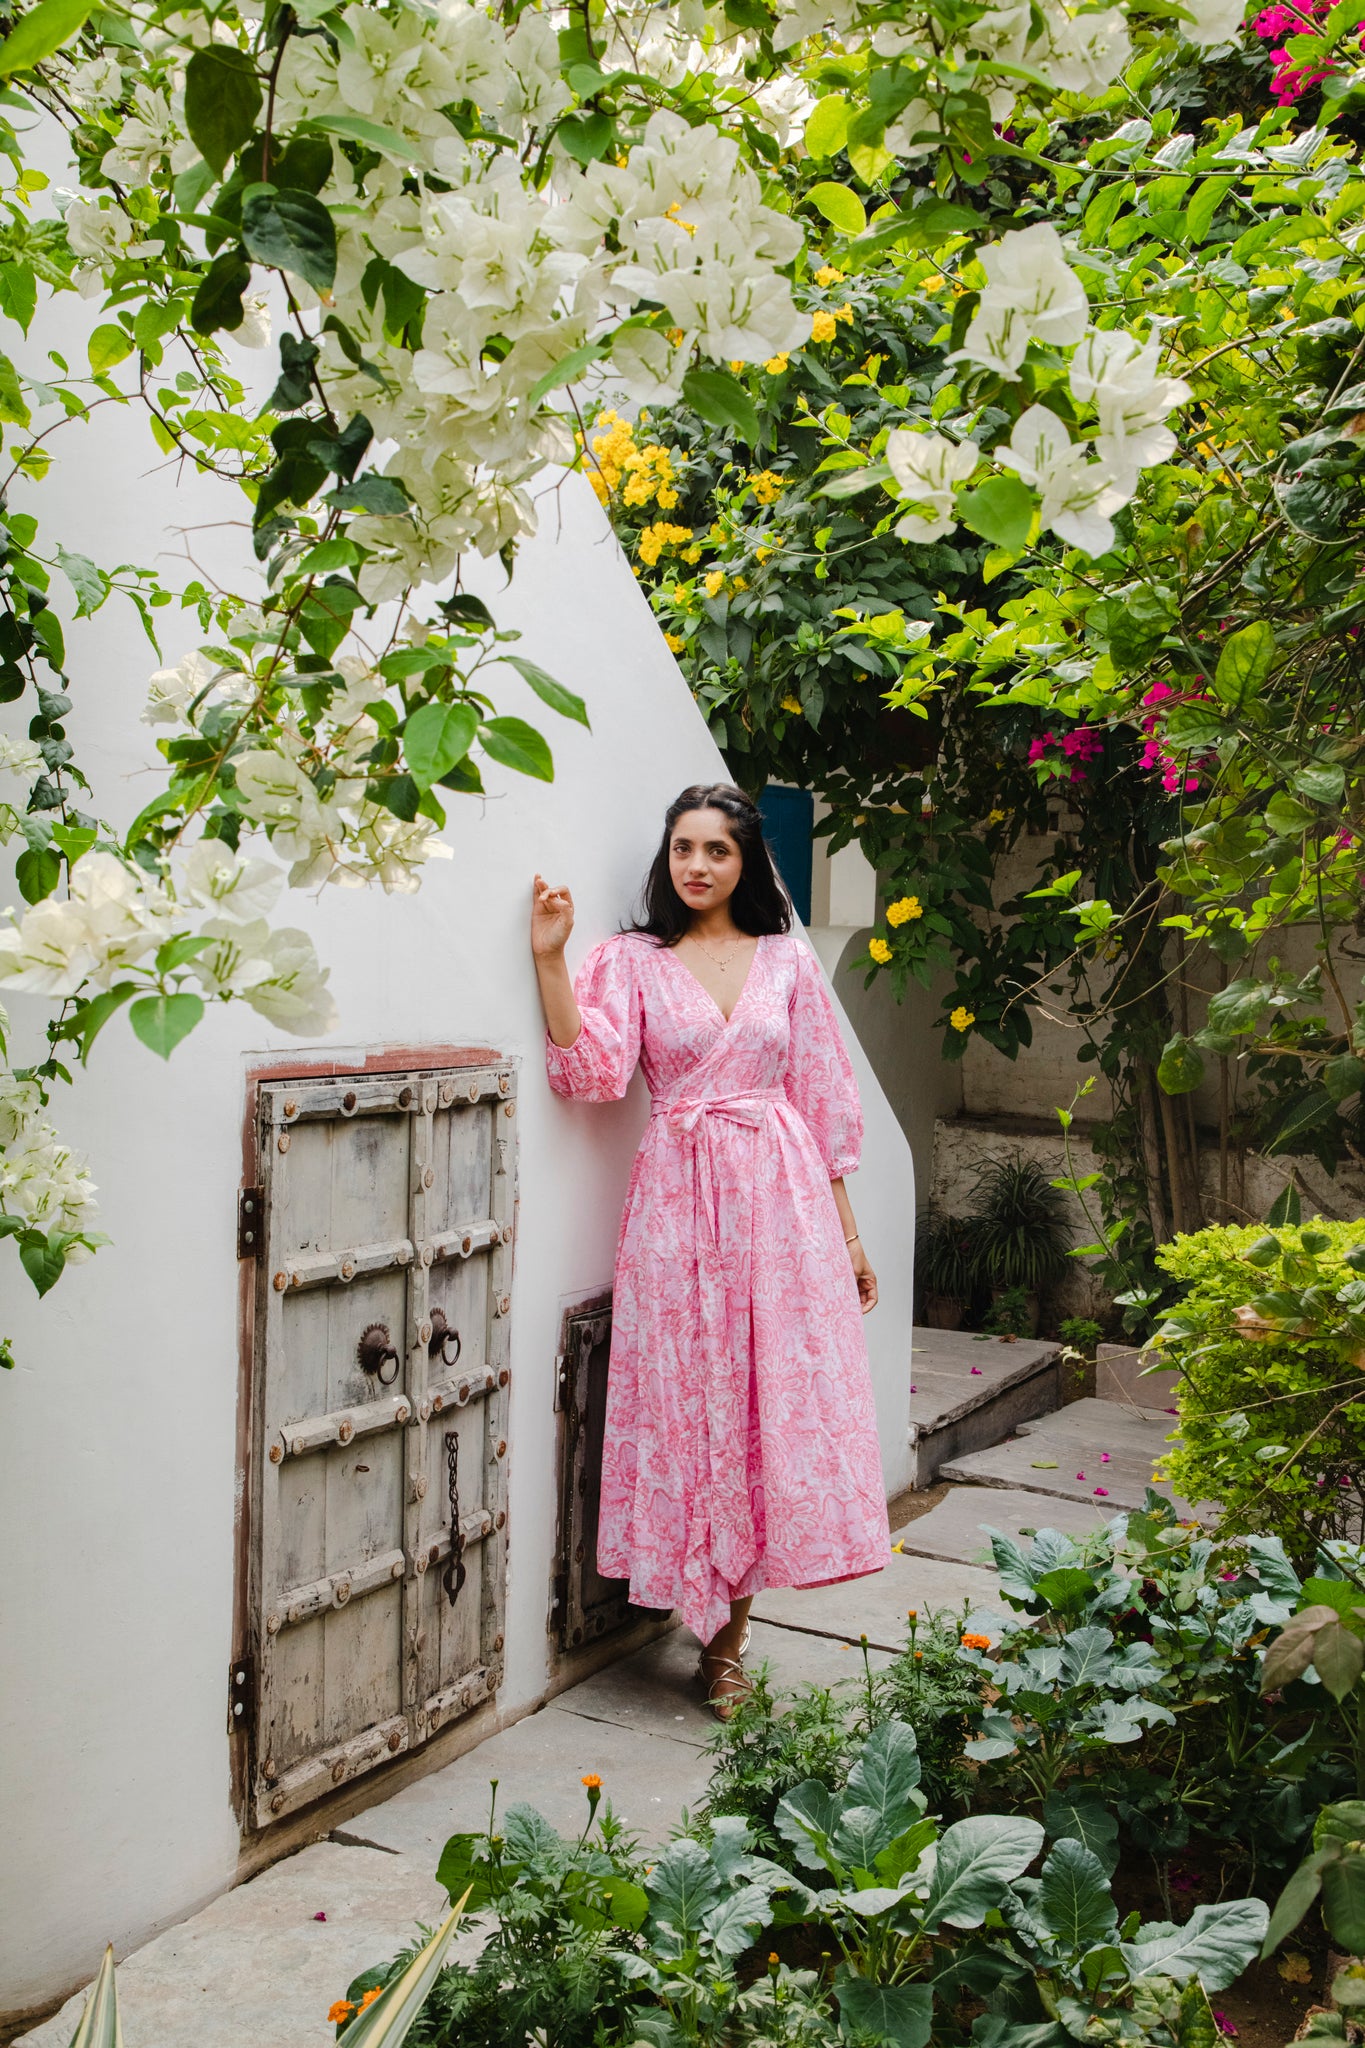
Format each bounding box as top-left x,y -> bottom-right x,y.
649,1088 -> 787,1605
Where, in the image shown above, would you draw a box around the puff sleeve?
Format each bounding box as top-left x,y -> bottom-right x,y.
545,938 -> 644,1103
783,939 -> 863,1176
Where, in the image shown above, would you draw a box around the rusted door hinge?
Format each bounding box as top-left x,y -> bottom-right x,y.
228,1655 -> 255,1737
237,1186 -> 265,1260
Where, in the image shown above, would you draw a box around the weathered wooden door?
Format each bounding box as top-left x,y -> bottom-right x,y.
245,1063 -> 515,1828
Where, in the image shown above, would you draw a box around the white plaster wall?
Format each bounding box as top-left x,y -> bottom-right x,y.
0,372 -> 916,2004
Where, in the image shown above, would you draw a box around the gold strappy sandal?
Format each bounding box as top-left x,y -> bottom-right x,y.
697,1620 -> 753,1723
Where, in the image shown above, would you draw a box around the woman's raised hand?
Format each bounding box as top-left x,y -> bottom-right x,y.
531,874 -> 575,959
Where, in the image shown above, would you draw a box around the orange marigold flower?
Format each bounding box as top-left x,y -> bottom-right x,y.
961,1631 -> 993,1651
359,1987 -> 384,2012
582,1772 -> 602,1789
328,2002 -> 356,2024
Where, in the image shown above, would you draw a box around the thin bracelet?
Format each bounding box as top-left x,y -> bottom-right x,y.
845,1232 -> 860,1244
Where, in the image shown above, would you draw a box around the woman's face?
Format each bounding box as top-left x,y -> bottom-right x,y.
668,807 -> 743,916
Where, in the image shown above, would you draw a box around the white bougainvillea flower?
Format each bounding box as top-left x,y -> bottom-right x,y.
1179,0 -> 1246,43
178,842 -> 284,925
955,225 -> 1090,378
1032,6 -> 1132,93
1070,330 -> 1192,489
101,84 -> 178,186
886,430 -> 980,543
0,854 -> 169,995
997,404 -> 1128,556
0,734 -> 42,781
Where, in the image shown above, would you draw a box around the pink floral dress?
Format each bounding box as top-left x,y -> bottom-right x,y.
546,930 -> 890,1645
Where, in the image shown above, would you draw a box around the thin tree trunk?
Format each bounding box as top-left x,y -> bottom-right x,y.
1156,1075 -> 1192,1235
1138,1065 -> 1170,1244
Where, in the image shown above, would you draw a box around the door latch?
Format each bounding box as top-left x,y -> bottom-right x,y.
237,1187 -> 265,1260
228,1655 -> 255,1736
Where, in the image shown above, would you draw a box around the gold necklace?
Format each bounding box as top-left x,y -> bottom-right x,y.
690,933 -> 749,972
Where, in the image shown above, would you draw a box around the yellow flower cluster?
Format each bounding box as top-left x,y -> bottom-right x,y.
868,937 -> 892,965
950,1006 -> 975,1032
637,520 -> 693,567
809,310 -> 837,344
664,631 -> 686,652
834,301 -> 854,324
704,568 -> 725,597
763,353 -> 790,374
748,470 -> 785,505
815,265 -> 845,287
583,410 -> 681,510
886,895 -> 922,926
781,694 -> 803,714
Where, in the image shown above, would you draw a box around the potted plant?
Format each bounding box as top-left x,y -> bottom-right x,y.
914,1211 -> 980,1329
970,1155 -> 1071,1337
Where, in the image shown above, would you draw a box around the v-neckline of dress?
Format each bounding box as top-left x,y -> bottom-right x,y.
665,933 -> 764,1027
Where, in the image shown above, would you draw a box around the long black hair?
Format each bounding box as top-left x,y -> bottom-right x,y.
628,783 -> 792,945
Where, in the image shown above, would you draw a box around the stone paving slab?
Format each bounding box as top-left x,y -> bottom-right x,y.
20,1840 -> 458,2048
753,1553 -> 998,1650
1013,1397 -> 1178,1444
940,1434 -> 1189,1513
892,1486 -> 1113,1566
907,1330 -> 1062,1432
349,1697 -> 714,1863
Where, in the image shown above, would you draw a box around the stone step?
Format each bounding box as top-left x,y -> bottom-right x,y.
939,1403 -> 1191,1513
1013,1396 -> 1177,1441
906,1327 -> 1063,1488
753,1551 -> 999,1652
892,1486 -> 1115,1567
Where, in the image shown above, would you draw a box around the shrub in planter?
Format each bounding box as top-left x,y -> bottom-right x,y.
914,1212 -> 980,1329
1154,1222 -> 1365,1565
971,1157 -> 1072,1334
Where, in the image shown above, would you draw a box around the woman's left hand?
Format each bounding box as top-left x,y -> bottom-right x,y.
849,1238 -> 878,1314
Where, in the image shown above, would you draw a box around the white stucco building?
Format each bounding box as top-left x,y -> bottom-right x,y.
0,375 -> 918,2024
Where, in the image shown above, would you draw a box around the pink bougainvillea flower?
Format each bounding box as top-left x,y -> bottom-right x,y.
971,1365 -> 983,1375
1100,1451 -> 1111,1463
1076,1471 -> 1085,1481
1094,1486 -> 1109,1497
314,1912 -> 328,1922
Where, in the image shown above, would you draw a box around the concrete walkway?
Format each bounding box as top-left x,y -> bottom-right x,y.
24,1340 -> 1180,2048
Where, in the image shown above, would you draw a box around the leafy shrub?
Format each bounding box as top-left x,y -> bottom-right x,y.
971,1156 -> 1072,1294
352,1720 -> 1271,2048
1155,1222 -> 1365,1564
873,1609 -> 988,1815
959,1496 -> 1353,1896
702,1669 -> 860,1854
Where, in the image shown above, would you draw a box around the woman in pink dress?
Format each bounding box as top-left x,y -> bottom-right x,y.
532,783 -> 890,1716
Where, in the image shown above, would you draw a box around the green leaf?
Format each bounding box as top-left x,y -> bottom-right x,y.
86,323 -> 131,375
0,0 -> 92,76
479,716 -> 553,782
556,111 -> 616,165
67,1942 -> 121,2046
845,1718 -> 922,1818
1082,181 -> 1127,245
1121,1899 -> 1269,1992
835,1974 -> 932,2048
0,260 -> 37,335
326,473 -> 410,516
804,93 -> 851,159
1267,1182 -> 1303,1227
1313,1617 -> 1365,1702
241,187 -> 337,293
0,347 -> 29,427
1207,979 -> 1272,1035
957,474 -> 1034,552
183,46 -> 262,176
807,181 -> 867,234
500,654 -> 589,727
434,1834 -> 495,1914
19,1228 -> 68,1297
129,992 -> 205,1060
775,1780 -> 840,1869
1266,1088 -> 1337,1154
66,983 -> 138,1064
1295,762 -> 1346,805
1043,1790 -> 1120,1876
527,341 -> 608,407
1262,1849 -> 1329,1957
1323,1055 -> 1365,1103
817,458 -> 895,500
403,702 -> 478,790
57,545 -> 105,617
1158,1034 -> 1205,1095
1037,1839 -> 1119,1949
300,112 -> 420,163
924,1815 -> 1044,1930
1265,792 -> 1316,837
601,1876 -> 649,1932
1211,621 -> 1275,708
15,844 -> 60,902
335,1895 -> 469,2046
1185,175 -> 1236,244
849,197 -> 983,256
1059,1624 -> 1116,1686
646,1838 -> 721,1938
191,247 -> 250,337
682,367 -> 760,446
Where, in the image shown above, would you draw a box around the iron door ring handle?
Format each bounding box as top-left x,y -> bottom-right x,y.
428,1308 -> 462,1370
357,1322 -> 401,1386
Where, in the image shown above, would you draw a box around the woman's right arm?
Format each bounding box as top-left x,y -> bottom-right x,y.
531,874 -> 582,1049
